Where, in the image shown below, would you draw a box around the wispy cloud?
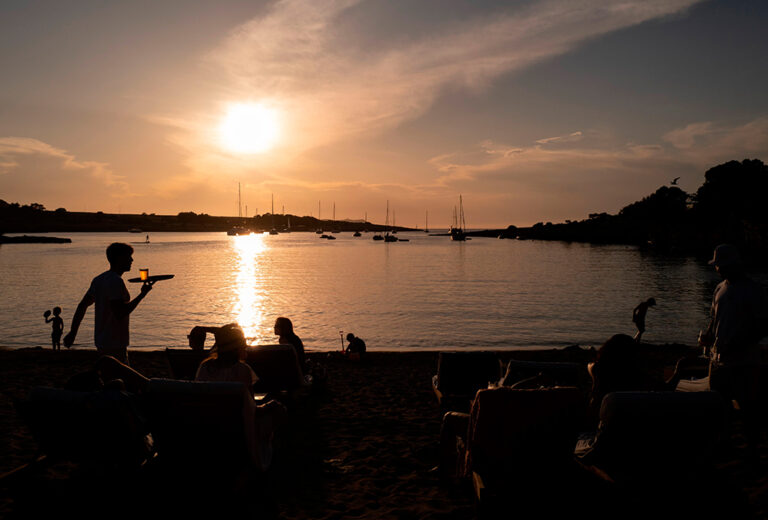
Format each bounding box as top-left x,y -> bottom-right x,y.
536,131 -> 584,145
169,0 -> 704,169
0,137 -> 130,207
426,117 -> 768,220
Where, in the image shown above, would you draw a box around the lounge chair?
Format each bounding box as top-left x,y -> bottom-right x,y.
14,386 -> 152,470
245,344 -> 306,397
143,378 -> 272,472
576,391 -> 728,485
431,352 -> 501,411
462,386 -> 585,512
164,347 -> 207,380
500,358 -> 587,388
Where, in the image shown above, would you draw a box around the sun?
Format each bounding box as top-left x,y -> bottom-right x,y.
218,103 -> 281,154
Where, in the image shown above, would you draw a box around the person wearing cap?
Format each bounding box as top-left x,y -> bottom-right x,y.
700,244 -> 767,455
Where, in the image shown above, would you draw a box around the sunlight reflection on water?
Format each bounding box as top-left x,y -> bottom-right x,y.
233,233 -> 268,342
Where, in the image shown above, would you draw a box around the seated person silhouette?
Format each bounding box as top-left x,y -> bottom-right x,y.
344,333 -> 366,360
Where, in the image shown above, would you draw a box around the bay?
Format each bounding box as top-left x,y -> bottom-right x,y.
0,231 -> 746,351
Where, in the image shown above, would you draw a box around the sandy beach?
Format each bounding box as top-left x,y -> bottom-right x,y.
1,346 -> 767,519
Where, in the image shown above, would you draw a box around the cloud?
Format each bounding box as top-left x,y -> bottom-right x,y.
662,122 -> 714,149
662,119 -> 768,162
536,131 -> 584,145
0,137 -> 130,208
215,0 -> 703,147
167,0 -> 704,170
426,117 -> 768,219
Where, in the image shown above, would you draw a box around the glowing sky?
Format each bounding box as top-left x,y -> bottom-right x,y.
2,0 -> 768,227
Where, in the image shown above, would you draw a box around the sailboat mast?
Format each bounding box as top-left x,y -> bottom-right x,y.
238,182 -> 242,218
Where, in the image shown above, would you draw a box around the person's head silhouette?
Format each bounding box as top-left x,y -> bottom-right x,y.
52,306 -> 62,316
274,317 -> 294,336
106,242 -> 134,273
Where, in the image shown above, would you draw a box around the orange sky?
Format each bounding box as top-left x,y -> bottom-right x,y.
2,0 -> 768,227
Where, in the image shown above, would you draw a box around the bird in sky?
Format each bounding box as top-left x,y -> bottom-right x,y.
671,177 -> 680,185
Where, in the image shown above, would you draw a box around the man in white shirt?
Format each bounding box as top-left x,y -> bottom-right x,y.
64,242 -> 153,363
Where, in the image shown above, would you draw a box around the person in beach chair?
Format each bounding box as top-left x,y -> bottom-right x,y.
274,316 -> 306,371
195,324 -> 288,454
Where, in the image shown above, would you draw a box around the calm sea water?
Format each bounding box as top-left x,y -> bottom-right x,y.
0,231 -> 754,351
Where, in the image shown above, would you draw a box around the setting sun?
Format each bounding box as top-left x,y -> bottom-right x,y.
218,102 -> 281,154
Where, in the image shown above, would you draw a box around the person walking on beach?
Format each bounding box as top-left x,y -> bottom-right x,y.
699,244 -> 767,457
63,242 -> 154,364
632,297 -> 656,342
44,306 -> 64,350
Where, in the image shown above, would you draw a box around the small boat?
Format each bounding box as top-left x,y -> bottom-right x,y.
450,195 -> 467,241
227,226 -> 250,236
381,200 -> 399,242
398,238 -> 410,242
353,231 -> 361,237
372,234 -> 384,241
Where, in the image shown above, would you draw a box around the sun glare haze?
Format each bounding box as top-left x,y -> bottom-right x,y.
219,102 -> 281,154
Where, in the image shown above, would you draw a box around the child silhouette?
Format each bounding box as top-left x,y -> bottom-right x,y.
44,307 -> 64,350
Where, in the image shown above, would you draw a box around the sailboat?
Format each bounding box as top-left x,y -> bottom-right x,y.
384,201 -> 398,242
315,201 -> 324,234
425,210 -> 429,233
284,215 -> 292,233
450,195 -> 467,241
227,182 -> 250,235
372,209 -> 384,241
332,202 -> 340,233
269,194 -> 279,235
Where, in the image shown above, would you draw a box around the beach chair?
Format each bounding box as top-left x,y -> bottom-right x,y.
164,347 -> 208,380
500,358 -> 587,388
463,386 -> 584,513
143,378 -> 271,472
14,386 -> 152,470
576,391 -> 728,486
245,344 -> 306,398
431,352 -> 501,411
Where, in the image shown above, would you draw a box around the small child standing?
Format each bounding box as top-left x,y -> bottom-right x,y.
44,307 -> 64,350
